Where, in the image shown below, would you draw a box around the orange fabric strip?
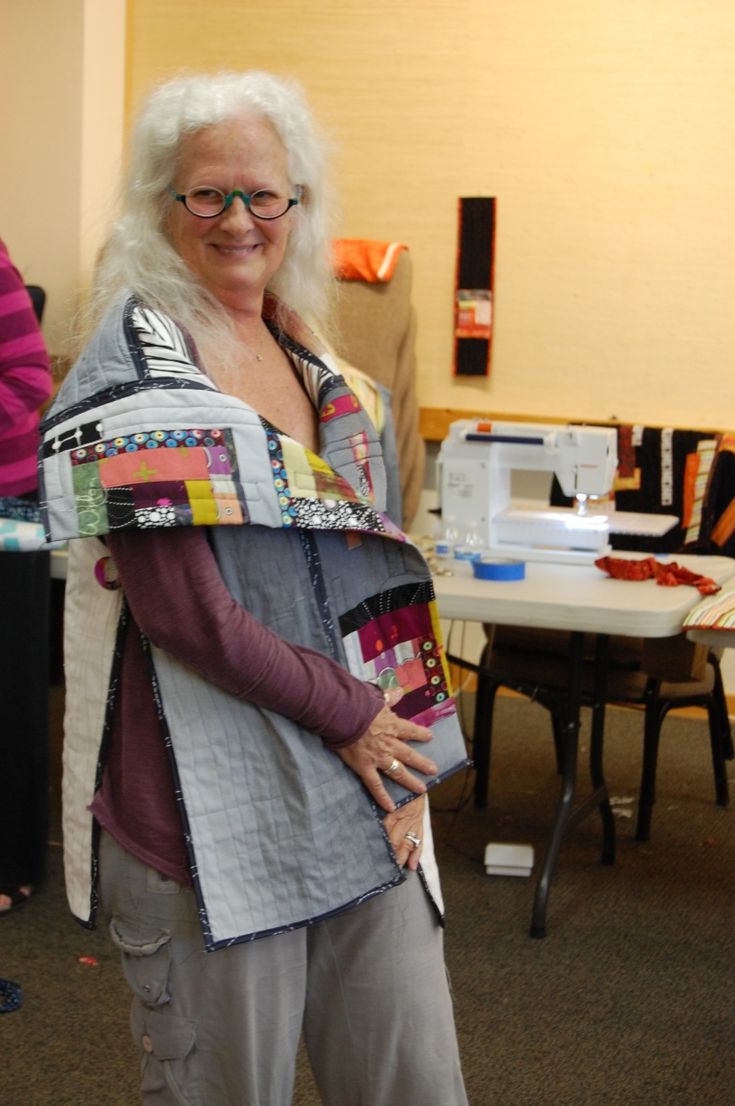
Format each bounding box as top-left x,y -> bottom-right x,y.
332,239 -> 407,283
711,496 -> 735,548
681,450 -> 699,529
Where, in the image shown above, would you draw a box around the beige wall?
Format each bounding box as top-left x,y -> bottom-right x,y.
0,0 -> 125,354
3,2 -> 733,428
125,0 -> 735,429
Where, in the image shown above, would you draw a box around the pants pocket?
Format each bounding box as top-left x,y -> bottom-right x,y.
109,916 -> 174,1006
133,1005 -> 198,1106
110,915 -> 199,1105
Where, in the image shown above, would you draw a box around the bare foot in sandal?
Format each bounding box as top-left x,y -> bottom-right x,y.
0,886 -> 32,914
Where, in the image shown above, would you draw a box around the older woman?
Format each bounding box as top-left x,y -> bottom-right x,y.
41,72 -> 469,1105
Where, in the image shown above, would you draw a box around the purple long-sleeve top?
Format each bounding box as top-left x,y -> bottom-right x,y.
0,239 -> 52,496
91,526 -> 385,883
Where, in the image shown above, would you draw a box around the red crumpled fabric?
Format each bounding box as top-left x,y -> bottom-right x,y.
594,556 -> 721,595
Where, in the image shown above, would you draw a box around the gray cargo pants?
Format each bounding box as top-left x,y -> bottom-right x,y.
98,831 -> 469,1106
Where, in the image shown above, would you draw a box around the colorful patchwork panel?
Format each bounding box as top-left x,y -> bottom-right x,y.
340,582 -> 455,729
65,428 -> 245,533
265,426 -> 385,533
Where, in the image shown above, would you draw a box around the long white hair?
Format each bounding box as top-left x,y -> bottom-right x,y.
86,70 -> 337,361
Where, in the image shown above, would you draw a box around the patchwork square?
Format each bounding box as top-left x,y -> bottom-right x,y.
265,425 -> 375,530
63,426 -> 245,533
340,583 -> 455,727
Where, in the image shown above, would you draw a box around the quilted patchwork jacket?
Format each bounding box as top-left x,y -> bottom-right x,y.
40,295 -> 468,949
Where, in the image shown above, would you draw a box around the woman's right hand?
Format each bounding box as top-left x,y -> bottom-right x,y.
335,688 -> 437,812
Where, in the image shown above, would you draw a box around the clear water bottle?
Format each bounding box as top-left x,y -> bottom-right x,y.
454,521 -> 484,562
435,514 -> 459,561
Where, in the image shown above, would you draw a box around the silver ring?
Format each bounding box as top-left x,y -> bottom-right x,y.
404,832 -> 421,849
384,758 -> 401,776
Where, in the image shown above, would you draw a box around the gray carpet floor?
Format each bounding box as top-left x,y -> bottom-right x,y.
3,692 -> 734,1105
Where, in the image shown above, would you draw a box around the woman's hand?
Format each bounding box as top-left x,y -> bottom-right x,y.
384,795 -> 426,871
335,688 -> 437,812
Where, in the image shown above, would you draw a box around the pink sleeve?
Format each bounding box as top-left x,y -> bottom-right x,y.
107,527 -> 384,747
0,241 -> 52,434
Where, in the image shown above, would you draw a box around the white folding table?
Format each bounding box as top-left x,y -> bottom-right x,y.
432,553 -> 735,936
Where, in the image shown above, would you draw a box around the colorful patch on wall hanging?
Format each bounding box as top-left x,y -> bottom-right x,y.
453,196 -> 496,378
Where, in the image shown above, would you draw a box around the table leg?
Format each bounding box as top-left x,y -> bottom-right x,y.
589,633 -> 615,865
530,631 -> 584,938
530,631 -> 616,936
470,644 -> 494,808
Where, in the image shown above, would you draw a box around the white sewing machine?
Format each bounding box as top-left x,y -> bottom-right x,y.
438,419 -> 619,564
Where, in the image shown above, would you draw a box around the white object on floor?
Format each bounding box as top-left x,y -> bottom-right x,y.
484,842 -> 534,878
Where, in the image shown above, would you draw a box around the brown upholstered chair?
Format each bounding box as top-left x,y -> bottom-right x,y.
473,624 -> 733,841
330,247 -> 424,529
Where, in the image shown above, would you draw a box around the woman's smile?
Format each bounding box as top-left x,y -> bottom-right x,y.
211,240 -> 262,257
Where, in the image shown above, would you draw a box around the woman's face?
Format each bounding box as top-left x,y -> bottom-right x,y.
167,112 -> 295,314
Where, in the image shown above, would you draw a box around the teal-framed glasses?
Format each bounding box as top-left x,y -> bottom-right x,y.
171,186 -> 299,220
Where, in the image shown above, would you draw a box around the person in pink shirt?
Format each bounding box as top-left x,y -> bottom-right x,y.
0,237 -> 53,914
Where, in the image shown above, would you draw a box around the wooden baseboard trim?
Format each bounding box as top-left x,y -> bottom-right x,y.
419,406 -> 727,444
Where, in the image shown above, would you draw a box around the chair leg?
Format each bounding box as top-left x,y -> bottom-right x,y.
636,679 -> 668,842
706,695 -> 730,808
473,643 -> 501,808
710,653 -> 734,761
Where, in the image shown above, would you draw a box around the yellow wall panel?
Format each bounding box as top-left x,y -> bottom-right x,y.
126,0 -> 735,429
